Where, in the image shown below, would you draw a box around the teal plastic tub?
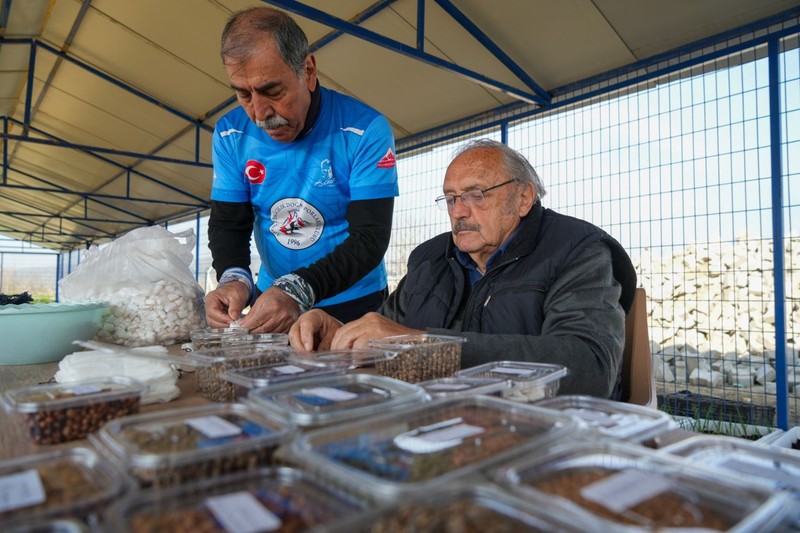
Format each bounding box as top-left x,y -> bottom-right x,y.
0,302 -> 108,365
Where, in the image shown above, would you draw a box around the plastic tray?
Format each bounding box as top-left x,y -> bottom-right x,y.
660,434 -> 800,495
455,361 -> 568,402
0,447 -> 129,527
247,373 -> 429,429
92,403 -> 295,488
104,467 -> 363,532
495,439 -> 791,532
537,395 -> 677,442
284,395 -> 577,503
1,376 -> 146,445
220,333 -> 289,348
417,376 -> 510,399
189,327 -> 248,350
325,483 -> 597,532
221,360 -> 346,401
367,334 -> 466,382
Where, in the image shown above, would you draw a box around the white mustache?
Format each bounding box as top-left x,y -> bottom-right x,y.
256,115 -> 289,130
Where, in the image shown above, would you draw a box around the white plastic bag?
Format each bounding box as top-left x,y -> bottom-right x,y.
59,226 -> 205,346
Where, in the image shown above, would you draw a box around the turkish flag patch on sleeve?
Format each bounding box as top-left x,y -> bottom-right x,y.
376,148 -> 396,169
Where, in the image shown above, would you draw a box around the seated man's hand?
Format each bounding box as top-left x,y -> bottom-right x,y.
331,312 -> 424,349
288,309 -> 343,352
237,287 -> 300,334
205,281 -> 250,327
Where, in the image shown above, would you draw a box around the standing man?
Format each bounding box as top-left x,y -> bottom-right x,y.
290,139 -> 637,398
206,7 -> 398,333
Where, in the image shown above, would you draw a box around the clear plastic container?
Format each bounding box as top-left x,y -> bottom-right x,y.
187,345 -> 294,402
325,483 -> 598,532
660,435 -> 800,495
93,403 -> 295,488
496,439 -> 792,532
6,517 -> 92,533
537,395 -> 677,442
189,327 -> 248,350
288,348 -> 400,375
0,447 -> 129,527
1,377 -> 146,444
456,361 -> 568,403
104,467 -> 363,532
247,373 -> 429,430
284,395 -> 577,503
367,334 -> 466,382
220,333 -> 289,348
417,376 -> 510,399
221,360 -> 347,401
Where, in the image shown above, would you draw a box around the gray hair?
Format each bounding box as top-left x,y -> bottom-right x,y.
453,139 -> 547,199
221,7 -> 309,75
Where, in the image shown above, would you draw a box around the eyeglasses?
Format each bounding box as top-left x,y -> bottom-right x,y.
435,179 -> 516,211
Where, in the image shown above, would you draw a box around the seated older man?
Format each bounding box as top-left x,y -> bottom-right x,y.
289,139 -> 636,398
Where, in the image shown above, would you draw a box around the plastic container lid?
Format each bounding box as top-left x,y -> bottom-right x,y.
189,327 -> 248,350
455,361 -> 568,402
1,376 -> 147,445
288,348 -> 399,371
247,373 -> 429,428
0,447 -> 129,527
104,467 -> 363,532
367,334 -> 466,383
325,483 -> 597,533
93,403 -> 296,488
417,376 -> 510,399
537,394 -> 677,442
285,395 -> 577,503
220,333 -> 289,348
660,435 -> 800,494
221,360 -> 346,396
495,439 -> 792,532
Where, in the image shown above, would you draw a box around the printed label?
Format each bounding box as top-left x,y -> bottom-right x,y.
303,387 -> 358,402
491,367 -> 535,377
205,491 -> 281,533
65,384 -> 104,395
272,365 -> 307,375
0,469 -> 46,512
581,470 -> 671,513
186,415 -> 242,438
429,383 -> 471,391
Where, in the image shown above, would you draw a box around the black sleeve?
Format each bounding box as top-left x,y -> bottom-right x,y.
295,197 -> 394,301
208,200 -> 255,281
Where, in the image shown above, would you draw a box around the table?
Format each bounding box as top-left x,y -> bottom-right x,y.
0,351 -> 208,461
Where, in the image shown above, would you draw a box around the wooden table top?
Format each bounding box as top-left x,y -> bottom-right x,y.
0,348 -> 208,461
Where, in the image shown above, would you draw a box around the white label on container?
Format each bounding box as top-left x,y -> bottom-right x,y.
393,417 -> 485,454
717,455 -> 800,490
205,491 -> 281,533
303,387 -> 358,402
581,470 -> 671,513
186,415 -> 242,438
491,367 -> 534,377
429,383 -> 471,391
272,364 -> 306,375
0,469 -> 46,512
65,384 -> 104,395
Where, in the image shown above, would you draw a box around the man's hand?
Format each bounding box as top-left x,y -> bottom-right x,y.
288,309 -> 343,352
237,287 -> 301,333
205,281 -> 250,327
330,312 -> 423,349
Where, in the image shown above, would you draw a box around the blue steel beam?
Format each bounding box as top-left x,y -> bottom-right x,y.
309,0 -> 399,52
262,0 -> 549,105
0,132 -> 212,168
768,37 -> 788,430
0,37 -> 214,135
433,0 -> 550,103
8,117 -> 210,204
1,211 -> 149,225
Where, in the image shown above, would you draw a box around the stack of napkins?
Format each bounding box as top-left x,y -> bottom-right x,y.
55,345 -> 179,404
